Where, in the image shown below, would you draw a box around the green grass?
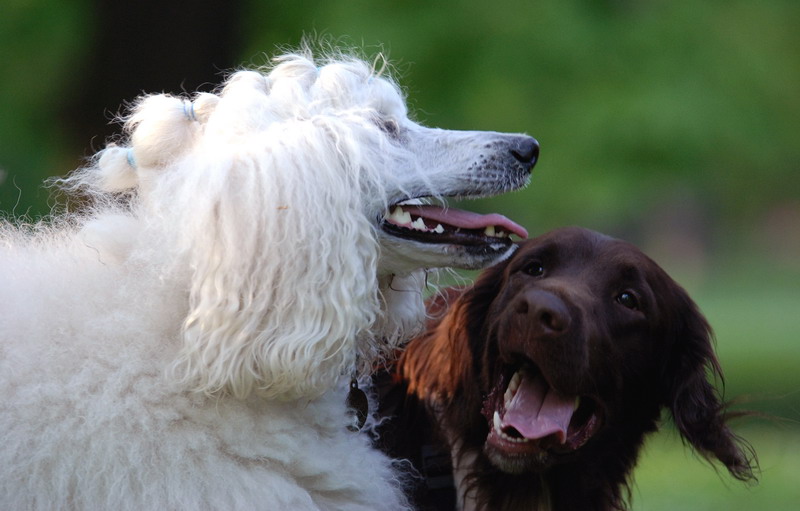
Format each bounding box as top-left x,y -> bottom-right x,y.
632,424 -> 799,510
637,261 -> 800,509
695,262 -> 800,420
606,257 -> 800,509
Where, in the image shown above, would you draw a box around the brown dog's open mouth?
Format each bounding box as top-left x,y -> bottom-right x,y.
481,363 -> 602,472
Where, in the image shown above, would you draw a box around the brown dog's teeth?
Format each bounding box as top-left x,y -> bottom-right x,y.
493,411 -> 503,432
494,411 -> 531,444
504,370 -> 522,407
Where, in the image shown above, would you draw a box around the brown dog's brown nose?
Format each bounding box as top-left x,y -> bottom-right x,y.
515,289 -> 570,337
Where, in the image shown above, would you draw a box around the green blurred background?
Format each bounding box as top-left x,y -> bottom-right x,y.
2,0 -> 798,508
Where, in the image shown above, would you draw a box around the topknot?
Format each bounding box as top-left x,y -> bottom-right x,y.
126,94 -> 215,170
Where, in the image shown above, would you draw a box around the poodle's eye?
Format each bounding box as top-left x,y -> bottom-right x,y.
522,261 -> 545,277
616,291 -> 640,311
380,119 -> 401,138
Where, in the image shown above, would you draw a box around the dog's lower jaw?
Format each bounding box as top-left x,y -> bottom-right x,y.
377,233 -> 518,274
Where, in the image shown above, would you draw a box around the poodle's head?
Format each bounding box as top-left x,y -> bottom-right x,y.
66,51 -> 538,400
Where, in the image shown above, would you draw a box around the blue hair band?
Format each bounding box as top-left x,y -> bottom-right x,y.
126,148 -> 137,168
183,101 -> 198,122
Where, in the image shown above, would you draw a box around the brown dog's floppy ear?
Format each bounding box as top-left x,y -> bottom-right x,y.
399,287 -> 474,401
663,290 -> 757,482
399,254 -> 513,402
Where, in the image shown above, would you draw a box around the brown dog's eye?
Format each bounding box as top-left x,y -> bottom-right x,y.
523,261 -> 545,277
616,291 -> 639,310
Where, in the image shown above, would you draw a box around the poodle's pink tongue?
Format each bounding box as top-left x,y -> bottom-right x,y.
403,205 -> 528,239
503,373 -> 576,444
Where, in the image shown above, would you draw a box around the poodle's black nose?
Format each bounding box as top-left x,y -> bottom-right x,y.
510,136 -> 540,169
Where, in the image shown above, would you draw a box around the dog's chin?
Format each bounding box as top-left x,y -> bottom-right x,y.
377,232 -> 518,274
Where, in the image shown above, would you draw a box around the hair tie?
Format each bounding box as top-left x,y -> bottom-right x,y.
183,101 -> 198,122
126,148 -> 137,169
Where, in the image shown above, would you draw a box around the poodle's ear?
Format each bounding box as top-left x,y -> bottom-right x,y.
171,123 -> 382,401
662,290 -> 757,482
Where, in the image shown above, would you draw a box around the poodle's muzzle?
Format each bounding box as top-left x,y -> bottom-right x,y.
379,129 -> 539,272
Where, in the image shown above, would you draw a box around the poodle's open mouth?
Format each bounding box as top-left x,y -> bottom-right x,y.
480,362 -> 602,473
380,201 -> 528,247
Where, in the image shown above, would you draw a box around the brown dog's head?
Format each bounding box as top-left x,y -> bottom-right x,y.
404,226 -> 755,500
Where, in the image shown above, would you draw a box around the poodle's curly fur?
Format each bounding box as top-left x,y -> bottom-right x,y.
0,49 -> 536,510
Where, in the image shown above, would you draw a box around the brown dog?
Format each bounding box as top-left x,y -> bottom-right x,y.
378,227 -> 756,511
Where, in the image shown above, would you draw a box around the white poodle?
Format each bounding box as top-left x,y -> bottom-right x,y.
0,50 -> 538,510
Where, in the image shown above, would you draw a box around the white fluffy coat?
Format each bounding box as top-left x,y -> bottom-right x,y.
0,50 -> 534,510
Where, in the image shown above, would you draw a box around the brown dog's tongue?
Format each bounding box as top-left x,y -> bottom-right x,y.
503,373 -> 576,444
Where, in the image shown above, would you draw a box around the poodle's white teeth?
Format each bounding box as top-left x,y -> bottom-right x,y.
398,198 -> 424,206
411,217 -> 427,230
385,205 -> 446,234
388,206 -> 412,225
484,225 -> 510,238
493,410 -> 503,432
386,206 -> 509,237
